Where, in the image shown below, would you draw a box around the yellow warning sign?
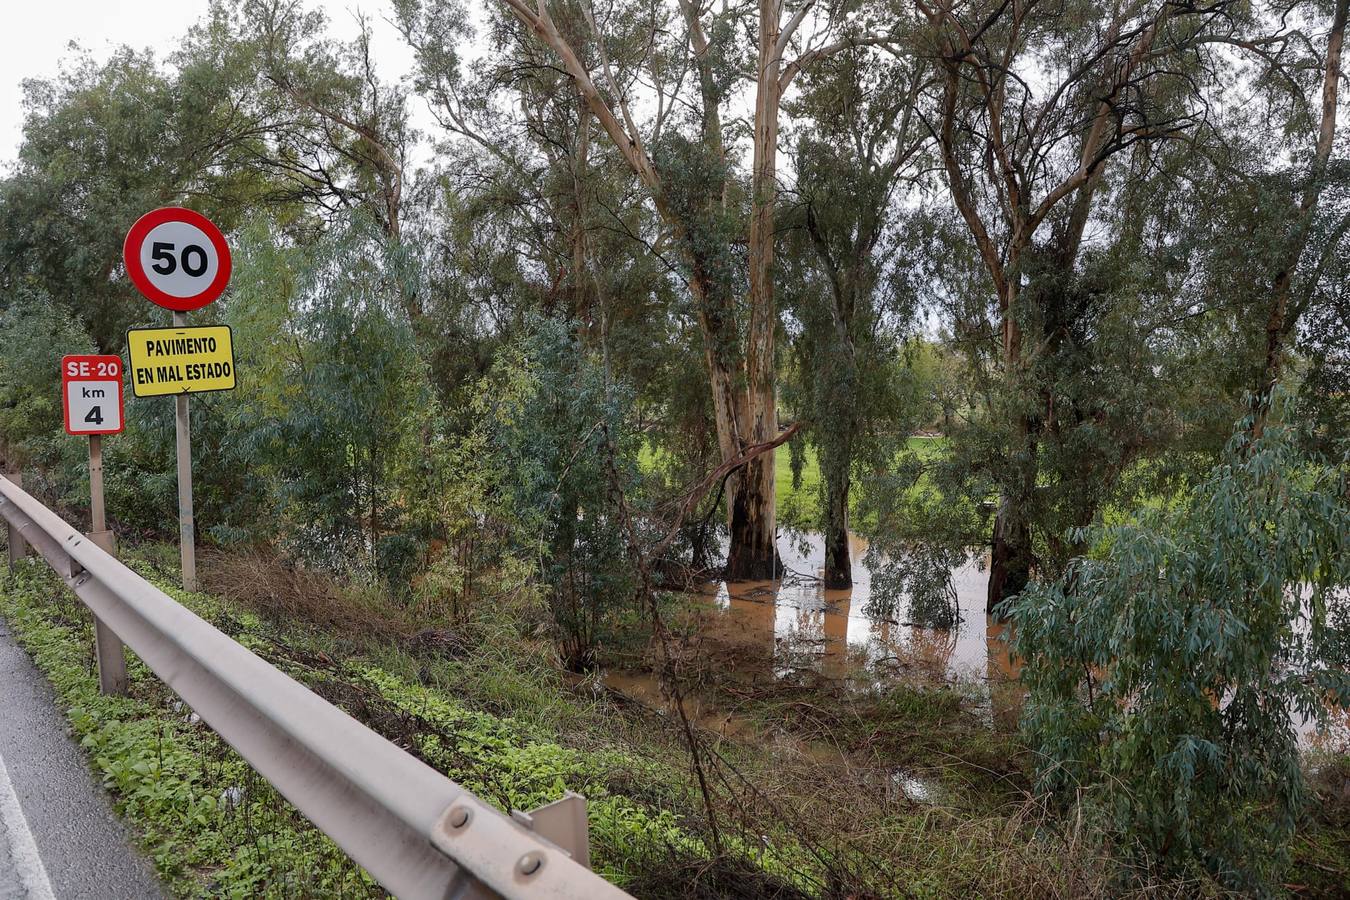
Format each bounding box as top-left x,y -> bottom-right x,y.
126,325 -> 236,397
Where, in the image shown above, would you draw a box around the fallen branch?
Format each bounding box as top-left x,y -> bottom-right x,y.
652,422 -> 803,560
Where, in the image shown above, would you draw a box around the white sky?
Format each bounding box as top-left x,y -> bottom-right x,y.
0,0 -> 421,166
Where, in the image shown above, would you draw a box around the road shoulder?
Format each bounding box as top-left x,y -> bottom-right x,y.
0,616 -> 164,899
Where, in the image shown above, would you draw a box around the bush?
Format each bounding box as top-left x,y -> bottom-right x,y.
1009,416 -> 1350,891
471,318 -> 641,669
0,291 -> 95,503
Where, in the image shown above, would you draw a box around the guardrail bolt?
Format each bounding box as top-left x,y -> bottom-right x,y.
447,807 -> 471,830
516,852 -> 545,878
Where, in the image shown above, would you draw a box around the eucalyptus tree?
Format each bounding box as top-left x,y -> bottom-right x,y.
1011,413 -> 1350,889
220,215 -> 436,582
1197,0 -> 1348,436
0,0 -> 420,348
233,0 -> 414,241
913,0 -> 1252,611
394,0 -> 679,372
483,0 -> 914,578
782,46 -> 930,587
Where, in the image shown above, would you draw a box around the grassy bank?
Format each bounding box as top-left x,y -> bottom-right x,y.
0,554 -> 737,897
2,537 -> 1344,897
0,543 -> 1057,897
5,543 -> 1031,896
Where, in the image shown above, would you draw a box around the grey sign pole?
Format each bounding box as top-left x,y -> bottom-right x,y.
88,432 -> 128,693
172,310 -> 197,592
4,472 -> 27,568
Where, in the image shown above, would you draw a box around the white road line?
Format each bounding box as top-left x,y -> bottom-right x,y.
0,750 -> 56,900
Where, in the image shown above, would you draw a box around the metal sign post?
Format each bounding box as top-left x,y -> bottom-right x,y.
123,319 -> 238,593
87,433 -> 127,693
60,353 -> 127,694
172,310 -> 197,592
123,207 -> 233,594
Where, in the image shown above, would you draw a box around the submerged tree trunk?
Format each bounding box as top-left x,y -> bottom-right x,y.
819,337 -> 859,589
823,465 -> 852,589
987,454 -> 1035,614
726,0 -> 786,581
727,464 -> 780,580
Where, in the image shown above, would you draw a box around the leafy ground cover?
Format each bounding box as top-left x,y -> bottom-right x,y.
0,555 -> 745,897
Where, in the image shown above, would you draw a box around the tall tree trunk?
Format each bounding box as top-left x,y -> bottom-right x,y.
570,99 -> 593,329
820,355 -> 858,588
987,274 -> 1035,614
727,0 -> 785,580
501,0 -> 792,580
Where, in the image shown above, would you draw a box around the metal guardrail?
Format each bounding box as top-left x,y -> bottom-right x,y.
0,474 -> 631,900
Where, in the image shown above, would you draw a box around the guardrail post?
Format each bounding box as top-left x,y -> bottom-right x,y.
4,472 -> 28,569
512,791 -> 592,869
86,437 -> 128,695
87,530 -> 128,696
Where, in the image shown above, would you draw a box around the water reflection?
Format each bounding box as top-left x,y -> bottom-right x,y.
694,531 -> 1014,694
686,531 -> 1341,746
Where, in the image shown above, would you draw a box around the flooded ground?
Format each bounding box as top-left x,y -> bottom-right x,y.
690,531 -> 1010,685
604,529 -> 1348,756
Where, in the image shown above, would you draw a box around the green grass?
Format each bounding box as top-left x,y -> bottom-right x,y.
0,561 -> 705,895
0,551 -> 825,897
0,562 -> 380,897
775,436 -> 948,530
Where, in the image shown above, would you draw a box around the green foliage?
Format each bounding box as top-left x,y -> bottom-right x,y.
469,318 -> 640,668
221,215 -> 435,587
1010,416 -> 1350,891
0,1 -> 1347,894
0,291 -> 93,497
857,431 -> 988,626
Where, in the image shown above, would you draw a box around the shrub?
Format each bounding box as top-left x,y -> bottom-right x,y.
1009,416 -> 1350,891
471,318 -> 640,669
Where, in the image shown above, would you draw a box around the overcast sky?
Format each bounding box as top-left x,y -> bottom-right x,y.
0,0 -> 420,166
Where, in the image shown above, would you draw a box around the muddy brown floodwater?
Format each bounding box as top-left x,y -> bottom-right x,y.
605,530 -> 1348,756
691,532 -> 1009,682
671,531 -> 1027,734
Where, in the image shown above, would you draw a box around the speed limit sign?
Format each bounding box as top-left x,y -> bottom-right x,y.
123,207 -> 232,311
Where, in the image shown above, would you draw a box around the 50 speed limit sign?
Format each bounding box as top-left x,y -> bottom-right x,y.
123,207 -> 232,311
62,354 -> 125,435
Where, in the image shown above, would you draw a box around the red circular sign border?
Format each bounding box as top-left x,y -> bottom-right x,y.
123,207 -> 232,312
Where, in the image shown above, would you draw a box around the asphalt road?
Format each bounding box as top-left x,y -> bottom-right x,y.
0,615 -> 163,899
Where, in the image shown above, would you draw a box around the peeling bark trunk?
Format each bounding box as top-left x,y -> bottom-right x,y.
727,0 -> 785,580
502,0 -> 813,581
571,100 -> 592,321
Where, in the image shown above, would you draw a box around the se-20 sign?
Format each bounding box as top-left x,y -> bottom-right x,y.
62,354 -> 125,436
